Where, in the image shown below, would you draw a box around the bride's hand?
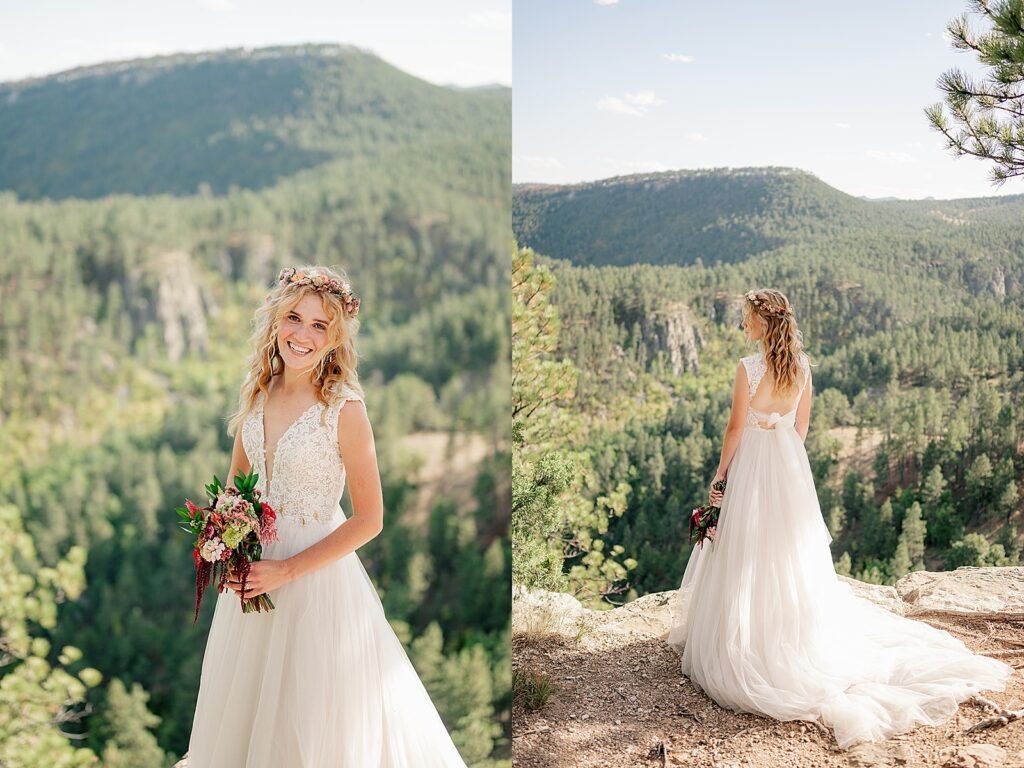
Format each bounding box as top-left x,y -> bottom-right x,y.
226,560 -> 292,599
709,473 -> 726,506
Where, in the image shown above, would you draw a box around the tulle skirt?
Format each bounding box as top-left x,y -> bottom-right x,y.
666,425 -> 1014,749
187,513 -> 467,767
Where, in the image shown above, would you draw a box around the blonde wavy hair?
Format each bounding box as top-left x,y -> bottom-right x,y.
742,288 -> 808,396
227,264 -> 363,436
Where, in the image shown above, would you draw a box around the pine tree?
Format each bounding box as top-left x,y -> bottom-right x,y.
511,245 -> 580,590
410,623 -> 501,764
966,454 -> 994,520
96,679 -> 169,768
922,465 -> 946,507
889,540 -> 912,581
998,523 -> 1022,564
834,552 -> 852,576
899,501 -> 927,571
926,0 -> 1024,184
0,505 -> 101,768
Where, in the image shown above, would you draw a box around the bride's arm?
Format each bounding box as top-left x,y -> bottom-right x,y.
282,401 -> 384,582
226,427 -> 252,485
795,368 -> 813,443
711,362 -> 749,501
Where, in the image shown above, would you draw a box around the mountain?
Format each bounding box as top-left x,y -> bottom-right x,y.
0,43 -> 510,199
513,167 -> 1024,268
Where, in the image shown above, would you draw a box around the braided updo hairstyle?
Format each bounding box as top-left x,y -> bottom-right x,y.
743,288 -> 806,396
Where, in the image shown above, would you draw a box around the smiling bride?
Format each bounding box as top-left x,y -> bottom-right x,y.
186,266 -> 467,767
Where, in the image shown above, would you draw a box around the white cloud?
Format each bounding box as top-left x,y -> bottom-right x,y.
865,150 -> 919,165
833,122 -> 850,129
685,132 -> 707,142
594,0 -> 620,5
516,155 -> 566,171
595,96 -> 642,116
0,44 -> 11,59
596,90 -> 664,117
663,53 -> 694,63
463,10 -> 511,31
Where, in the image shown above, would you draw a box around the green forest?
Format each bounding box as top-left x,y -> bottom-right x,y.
0,46 -> 511,767
512,167 -> 1024,607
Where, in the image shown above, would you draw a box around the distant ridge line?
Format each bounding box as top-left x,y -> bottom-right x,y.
0,42 -> 377,89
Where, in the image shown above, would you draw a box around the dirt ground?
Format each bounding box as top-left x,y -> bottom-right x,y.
513,613 -> 1024,768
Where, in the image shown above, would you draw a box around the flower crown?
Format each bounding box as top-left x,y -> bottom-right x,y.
278,267 -> 361,317
745,290 -> 792,318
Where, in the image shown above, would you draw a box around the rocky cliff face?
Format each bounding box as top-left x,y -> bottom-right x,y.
513,568 -> 1024,768
153,250 -> 209,362
643,302 -> 705,376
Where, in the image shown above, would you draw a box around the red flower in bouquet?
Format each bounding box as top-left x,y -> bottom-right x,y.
177,469 -> 280,624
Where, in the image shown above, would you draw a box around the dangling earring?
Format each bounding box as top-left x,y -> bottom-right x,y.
270,343 -> 283,375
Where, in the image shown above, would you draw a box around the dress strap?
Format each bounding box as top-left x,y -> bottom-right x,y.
796,354 -> 811,397
325,381 -> 365,453
740,353 -> 768,400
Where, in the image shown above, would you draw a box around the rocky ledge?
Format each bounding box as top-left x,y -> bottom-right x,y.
513,567 -> 1024,768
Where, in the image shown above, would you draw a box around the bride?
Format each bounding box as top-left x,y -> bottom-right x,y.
187,266 -> 467,767
665,288 -> 1014,749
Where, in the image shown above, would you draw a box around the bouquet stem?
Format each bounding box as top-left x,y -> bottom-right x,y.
242,594 -> 276,613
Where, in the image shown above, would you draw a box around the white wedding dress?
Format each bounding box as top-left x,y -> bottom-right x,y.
666,351 -> 1014,749
187,383 -> 467,767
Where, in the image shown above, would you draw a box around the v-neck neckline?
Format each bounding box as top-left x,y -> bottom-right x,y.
259,392 -> 321,490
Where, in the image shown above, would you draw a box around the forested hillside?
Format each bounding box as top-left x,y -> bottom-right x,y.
0,46 -> 511,767
0,43 -> 508,200
512,168 -> 1024,607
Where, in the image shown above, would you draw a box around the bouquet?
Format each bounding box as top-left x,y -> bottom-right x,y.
177,469 -> 279,624
689,478 -> 727,549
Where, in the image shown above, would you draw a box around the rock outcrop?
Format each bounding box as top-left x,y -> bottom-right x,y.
153,250 -> 209,362
513,567 -> 1024,768
642,302 -> 705,376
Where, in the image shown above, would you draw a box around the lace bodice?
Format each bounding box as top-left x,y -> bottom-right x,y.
241,382 -> 364,524
740,351 -> 809,430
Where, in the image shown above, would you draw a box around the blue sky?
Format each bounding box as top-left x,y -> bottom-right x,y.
0,0 -> 511,88
513,0 -> 1020,199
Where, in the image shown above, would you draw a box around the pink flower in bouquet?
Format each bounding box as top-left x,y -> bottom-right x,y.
216,493 -> 251,519
258,502 -> 279,545
259,515 -> 278,546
